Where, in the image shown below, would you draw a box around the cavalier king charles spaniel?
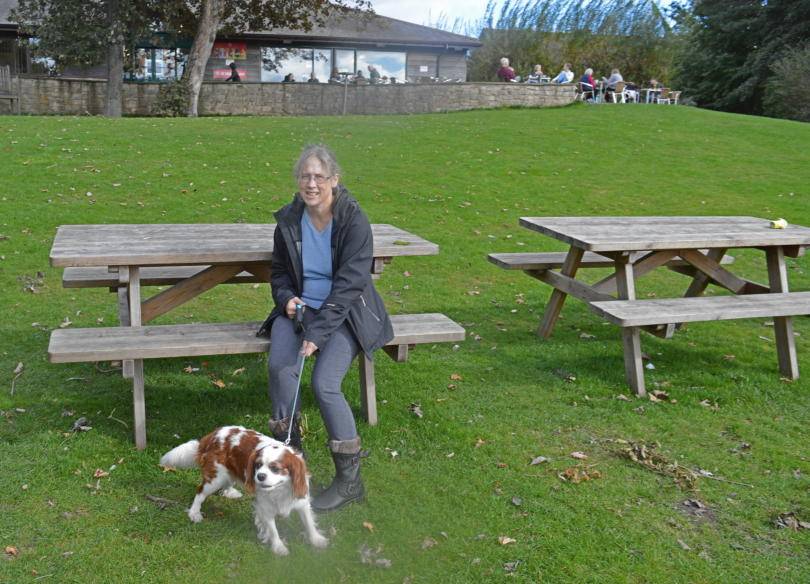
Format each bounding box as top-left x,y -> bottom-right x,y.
160,425 -> 327,555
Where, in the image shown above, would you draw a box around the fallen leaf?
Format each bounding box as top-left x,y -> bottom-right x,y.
503,560 -> 520,573
579,332 -> 595,340
474,438 -> 486,448
774,512 -> 809,530
211,379 -> 226,389
13,362 -> 23,375
93,469 -> 109,479
553,368 -> 576,382
59,317 -> 72,328
699,399 -> 720,411
558,465 -> 602,483
570,451 -> 588,460
529,456 -> 548,465
70,417 -> 92,432
183,365 -> 199,373
362,521 -> 375,532
5,545 -> 18,557
450,373 -> 463,381
408,403 -> 423,418
722,354 -> 735,361
421,537 -> 437,550
615,394 -> 630,401
498,536 -> 516,545
403,271 -> 411,277
231,367 -> 246,376
677,538 -> 691,551
511,496 -> 522,507
145,494 -> 179,510
160,465 -> 176,473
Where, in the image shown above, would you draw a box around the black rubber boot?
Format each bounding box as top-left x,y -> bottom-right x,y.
268,415 -> 305,457
311,450 -> 365,512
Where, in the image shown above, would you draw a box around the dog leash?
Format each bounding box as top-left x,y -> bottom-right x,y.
285,304 -> 307,447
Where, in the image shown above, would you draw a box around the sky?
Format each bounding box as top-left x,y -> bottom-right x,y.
370,0 -> 673,30
370,0 -> 497,29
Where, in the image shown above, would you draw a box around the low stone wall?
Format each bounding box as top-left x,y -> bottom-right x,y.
2,76 -> 576,116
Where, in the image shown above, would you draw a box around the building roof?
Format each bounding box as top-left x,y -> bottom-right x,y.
0,1 -> 480,48
245,9 -> 481,49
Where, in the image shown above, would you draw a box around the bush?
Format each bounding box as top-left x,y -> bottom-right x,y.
763,45 -> 810,123
151,79 -> 190,117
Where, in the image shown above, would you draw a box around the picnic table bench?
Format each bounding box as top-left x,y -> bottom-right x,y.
48,223 -> 464,449
490,217 -> 810,395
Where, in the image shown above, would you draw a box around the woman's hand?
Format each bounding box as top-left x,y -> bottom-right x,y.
286,297 -> 304,319
300,340 -> 318,357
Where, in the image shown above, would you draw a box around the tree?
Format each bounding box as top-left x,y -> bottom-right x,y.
465,0 -> 676,86
171,0 -> 372,117
11,0 -> 153,117
673,0 -> 810,115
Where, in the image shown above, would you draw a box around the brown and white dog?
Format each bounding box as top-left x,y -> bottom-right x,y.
160,425 -> 327,555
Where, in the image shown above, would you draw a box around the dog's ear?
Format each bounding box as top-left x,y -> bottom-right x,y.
282,450 -> 308,498
244,449 -> 258,494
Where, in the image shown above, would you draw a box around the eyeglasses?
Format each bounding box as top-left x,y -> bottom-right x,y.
298,174 -> 332,184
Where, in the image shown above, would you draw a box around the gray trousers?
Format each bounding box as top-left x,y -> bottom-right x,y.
268,311 -> 360,442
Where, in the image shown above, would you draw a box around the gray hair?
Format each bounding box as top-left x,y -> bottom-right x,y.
293,144 -> 342,182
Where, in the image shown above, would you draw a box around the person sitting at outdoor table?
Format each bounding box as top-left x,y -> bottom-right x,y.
602,68 -> 623,101
258,144 -> 394,512
367,64 -> 381,84
551,62 -> 574,83
496,57 -> 516,82
645,78 -> 661,103
525,64 -> 545,84
354,70 -> 368,85
282,73 -> 295,83
579,68 -> 596,100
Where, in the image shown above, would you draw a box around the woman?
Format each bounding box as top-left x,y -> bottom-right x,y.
496,57 -> 516,82
552,63 -> 574,84
258,144 -> 394,512
579,67 -> 596,100
526,64 -> 544,84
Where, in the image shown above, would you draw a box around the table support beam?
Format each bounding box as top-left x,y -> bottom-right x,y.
593,250 -> 679,294
766,247 -> 799,380
537,247 -> 584,338
141,264 -> 244,323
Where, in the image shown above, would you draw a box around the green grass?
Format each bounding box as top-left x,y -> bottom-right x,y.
1,105 -> 809,583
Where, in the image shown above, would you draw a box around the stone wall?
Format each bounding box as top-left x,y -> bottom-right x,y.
2,76 -> 576,116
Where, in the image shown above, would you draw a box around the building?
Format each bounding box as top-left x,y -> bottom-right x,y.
0,1 -> 481,83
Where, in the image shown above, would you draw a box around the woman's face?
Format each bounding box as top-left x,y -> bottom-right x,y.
297,157 -> 339,211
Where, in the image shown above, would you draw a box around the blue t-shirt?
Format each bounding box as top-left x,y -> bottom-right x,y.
301,212 -> 333,309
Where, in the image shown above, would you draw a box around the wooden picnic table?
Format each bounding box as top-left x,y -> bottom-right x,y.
48,223 -> 454,449
514,216 -> 810,394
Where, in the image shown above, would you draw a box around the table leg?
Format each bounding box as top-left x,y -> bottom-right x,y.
537,246 -> 584,338
683,248 -> 727,297
766,247 -> 799,379
116,268 -> 134,379
127,266 -> 148,449
615,259 -> 646,396
358,355 -> 377,426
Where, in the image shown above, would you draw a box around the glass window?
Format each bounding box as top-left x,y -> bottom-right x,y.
334,49 -> 355,76
356,51 -> 406,82
128,47 -> 185,81
261,48 -> 314,82
312,49 -> 331,82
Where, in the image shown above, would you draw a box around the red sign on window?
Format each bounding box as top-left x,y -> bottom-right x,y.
213,68 -> 247,80
212,42 -> 247,60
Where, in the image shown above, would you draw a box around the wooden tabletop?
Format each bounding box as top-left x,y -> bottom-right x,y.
520,216 -> 810,252
50,223 -> 439,267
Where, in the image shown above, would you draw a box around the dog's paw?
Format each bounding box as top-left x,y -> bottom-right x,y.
220,487 -> 242,499
270,541 -> 290,556
310,533 -> 329,549
187,509 -> 204,523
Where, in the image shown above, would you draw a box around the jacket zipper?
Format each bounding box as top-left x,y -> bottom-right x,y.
360,294 -> 381,322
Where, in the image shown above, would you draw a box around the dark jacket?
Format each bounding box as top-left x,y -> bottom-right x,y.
257,186 -> 394,358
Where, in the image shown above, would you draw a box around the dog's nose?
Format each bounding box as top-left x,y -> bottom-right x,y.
256,473 -> 267,482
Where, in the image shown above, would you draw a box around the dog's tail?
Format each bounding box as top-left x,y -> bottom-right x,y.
160,439 -> 200,469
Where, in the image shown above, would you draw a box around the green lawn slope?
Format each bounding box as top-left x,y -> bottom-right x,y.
1,105 -> 808,583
